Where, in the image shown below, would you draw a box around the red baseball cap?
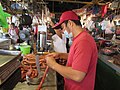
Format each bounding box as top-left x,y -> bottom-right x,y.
52,11 -> 79,29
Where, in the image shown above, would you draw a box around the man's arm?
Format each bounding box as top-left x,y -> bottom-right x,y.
54,62 -> 86,82
46,56 -> 86,82
59,53 -> 68,60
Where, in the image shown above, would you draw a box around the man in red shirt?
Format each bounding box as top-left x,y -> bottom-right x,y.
45,11 -> 98,90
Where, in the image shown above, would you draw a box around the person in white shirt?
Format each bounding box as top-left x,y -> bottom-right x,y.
8,23 -> 19,44
52,30 -> 67,53
49,19 -> 67,53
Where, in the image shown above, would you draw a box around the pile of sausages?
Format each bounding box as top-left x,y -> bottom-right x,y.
20,54 -> 47,81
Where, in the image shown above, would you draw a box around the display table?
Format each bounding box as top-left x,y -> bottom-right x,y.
0,50 -> 21,90
95,53 -> 120,90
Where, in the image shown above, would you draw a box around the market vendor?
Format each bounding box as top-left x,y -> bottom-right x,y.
8,23 -> 19,44
45,11 -> 98,90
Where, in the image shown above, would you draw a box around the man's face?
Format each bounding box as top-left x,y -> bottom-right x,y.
61,21 -> 71,34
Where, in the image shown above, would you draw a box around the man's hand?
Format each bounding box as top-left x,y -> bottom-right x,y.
45,56 -> 57,69
46,52 -> 60,59
47,52 -> 68,61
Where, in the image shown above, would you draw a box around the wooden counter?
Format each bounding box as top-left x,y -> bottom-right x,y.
0,50 -> 21,90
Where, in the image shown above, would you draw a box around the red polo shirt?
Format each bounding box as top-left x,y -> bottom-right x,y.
64,31 -> 98,90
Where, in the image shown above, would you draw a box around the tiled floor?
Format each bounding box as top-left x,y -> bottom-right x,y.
13,81 -> 38,90
13,69 -> 57,90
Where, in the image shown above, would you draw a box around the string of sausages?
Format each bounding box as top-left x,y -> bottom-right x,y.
36,66 -> 49,90
20,53 -> 67,89
20,54 -> 47,81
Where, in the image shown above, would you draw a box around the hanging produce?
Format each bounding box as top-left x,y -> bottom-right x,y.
92,5 -> 100,15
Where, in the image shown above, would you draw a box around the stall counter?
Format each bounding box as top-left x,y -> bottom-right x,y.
95,53 -> 120,90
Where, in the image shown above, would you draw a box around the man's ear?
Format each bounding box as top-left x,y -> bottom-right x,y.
68,20 -> 73,27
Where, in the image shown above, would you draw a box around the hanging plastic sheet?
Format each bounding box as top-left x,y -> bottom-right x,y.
0,4 -> 11,28
92,5 -> 100,15
11,3 -> 22,10
101,5 -> 108,17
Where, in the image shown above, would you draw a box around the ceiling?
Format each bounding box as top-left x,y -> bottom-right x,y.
45,0 -> 87,13
1,0 -> 113,14
43,0 -> 112,13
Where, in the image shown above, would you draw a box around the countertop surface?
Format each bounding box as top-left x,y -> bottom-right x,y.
0,50 -> 21,85
99,53 -> 120,75
0,50 -> 21,67
0,55 -> 16,67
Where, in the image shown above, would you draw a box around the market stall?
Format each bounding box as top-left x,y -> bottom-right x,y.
0,0 -> 120,90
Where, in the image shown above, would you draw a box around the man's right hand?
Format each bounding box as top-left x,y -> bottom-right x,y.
47,52 -> 68,61
46,52 -> 60,59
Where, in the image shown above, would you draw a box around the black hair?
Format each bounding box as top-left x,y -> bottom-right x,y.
49,25 -> 56,35
64,20 -> 82,27
51,18 -> 59,24
11,23 -> 15,26
64,20 -> 68,26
